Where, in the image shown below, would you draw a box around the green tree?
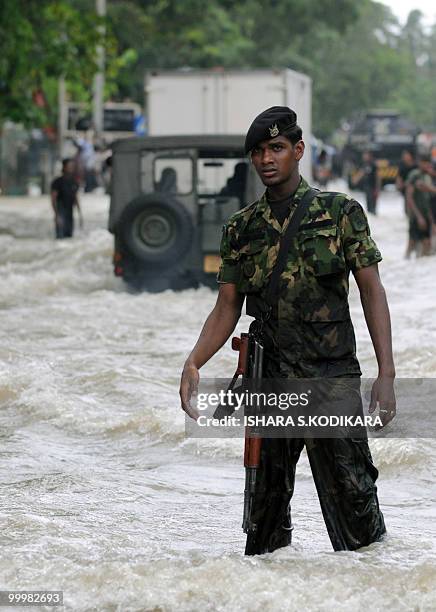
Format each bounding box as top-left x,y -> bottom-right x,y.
6,0 -> 435,139
0,0 -> 107,126
307,2 -> 407,137
107,0 -> 360,101
386,10 -> 436,129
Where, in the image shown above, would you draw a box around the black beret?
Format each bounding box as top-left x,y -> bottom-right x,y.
244,106 -> 298,154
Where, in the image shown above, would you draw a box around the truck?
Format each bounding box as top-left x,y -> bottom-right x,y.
342,109 -> 419,187
145,68 -> 312,179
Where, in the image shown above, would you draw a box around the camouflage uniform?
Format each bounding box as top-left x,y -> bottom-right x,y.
218,177 -> 386,555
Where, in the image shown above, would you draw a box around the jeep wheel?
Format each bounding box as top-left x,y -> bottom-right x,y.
118,194 -> 193,268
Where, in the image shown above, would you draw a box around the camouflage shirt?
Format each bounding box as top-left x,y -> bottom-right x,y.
217,177 -> 382,378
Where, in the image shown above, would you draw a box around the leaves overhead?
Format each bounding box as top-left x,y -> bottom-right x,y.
1,0 -> 436,137
0,0 -> 105,125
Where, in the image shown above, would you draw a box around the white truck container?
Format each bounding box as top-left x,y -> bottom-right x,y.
145,69 -> 312,179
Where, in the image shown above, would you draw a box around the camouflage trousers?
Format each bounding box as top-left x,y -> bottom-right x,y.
244,436 -> 386,555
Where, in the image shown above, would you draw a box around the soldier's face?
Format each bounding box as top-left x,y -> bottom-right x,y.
250,136 -> 304,186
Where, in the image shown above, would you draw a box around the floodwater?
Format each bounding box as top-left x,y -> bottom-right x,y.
0,184 -> 435,611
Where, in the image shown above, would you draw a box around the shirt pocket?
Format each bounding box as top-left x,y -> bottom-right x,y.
299,226 -> 346,276
237,240 -> 268,293
299,303 -> 355,360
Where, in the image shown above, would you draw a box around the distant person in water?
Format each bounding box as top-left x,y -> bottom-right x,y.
353,150 -> 381,215
396,149 -> 417,215
405,154 -> 436,257
51,159 -> 83,239
314,149 -> 332,188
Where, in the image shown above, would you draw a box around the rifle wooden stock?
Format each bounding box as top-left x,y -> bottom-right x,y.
244,435 -> 262,468
232,333 -> 249,376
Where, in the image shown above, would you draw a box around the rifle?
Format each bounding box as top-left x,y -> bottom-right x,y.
212,327 -> 264,533
241,328 -> 264,534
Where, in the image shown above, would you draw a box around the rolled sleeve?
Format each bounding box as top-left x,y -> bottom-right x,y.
341,201 -> 382,271
344,235 -> 382,271
216,223 -> 241,284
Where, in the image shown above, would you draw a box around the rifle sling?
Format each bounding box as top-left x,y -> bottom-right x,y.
263,187 -> 318,308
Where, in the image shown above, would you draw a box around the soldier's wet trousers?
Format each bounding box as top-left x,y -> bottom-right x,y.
244,436 -> 386,555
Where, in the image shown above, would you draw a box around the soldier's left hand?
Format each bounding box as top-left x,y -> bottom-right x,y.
368,376 -> 396,429
179,363 -> 200,421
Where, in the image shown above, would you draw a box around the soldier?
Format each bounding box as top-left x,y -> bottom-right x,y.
179,107 -> 396,555
405,154 -> 436,257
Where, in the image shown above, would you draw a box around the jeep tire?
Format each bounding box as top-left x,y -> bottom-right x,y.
118,194 -> 194,268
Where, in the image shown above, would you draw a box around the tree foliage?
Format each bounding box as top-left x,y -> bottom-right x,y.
387,11 -> 436,129
2,0 -> 436,138
308,2 -> 407,137
109,0 -> 436,137
0,0 -> 103,125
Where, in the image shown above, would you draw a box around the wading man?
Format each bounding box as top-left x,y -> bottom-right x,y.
405,154 -> 436,258
51,158 -> 82,239
353,150 -> 380,215
179,107 -> 396,555
396,149 -> 416,215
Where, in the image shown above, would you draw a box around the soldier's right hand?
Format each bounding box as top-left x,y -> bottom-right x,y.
179,362 -> 200,421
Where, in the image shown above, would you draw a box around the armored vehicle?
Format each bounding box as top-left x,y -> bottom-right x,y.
109,135 -> 263,291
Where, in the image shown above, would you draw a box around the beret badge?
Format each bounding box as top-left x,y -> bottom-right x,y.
269,123 -> 279,137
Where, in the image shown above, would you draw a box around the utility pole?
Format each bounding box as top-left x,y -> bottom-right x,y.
58,76 -> 67,158
93,0 -> 106,143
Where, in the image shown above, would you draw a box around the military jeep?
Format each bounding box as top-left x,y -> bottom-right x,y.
109,135 -> 263,291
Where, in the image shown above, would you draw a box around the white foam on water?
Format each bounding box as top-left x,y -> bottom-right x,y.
1,188 -> 436,610
0,542 -> 434,611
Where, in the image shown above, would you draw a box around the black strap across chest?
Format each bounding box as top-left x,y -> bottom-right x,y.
263,187 -> 318,307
